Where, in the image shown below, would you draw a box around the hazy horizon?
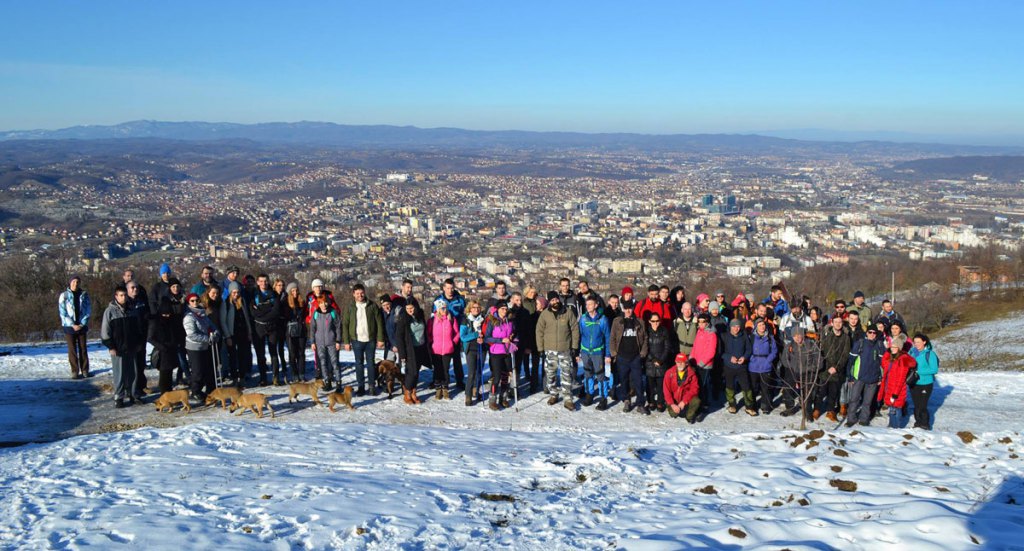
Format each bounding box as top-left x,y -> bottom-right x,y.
2,1 -> 1022,146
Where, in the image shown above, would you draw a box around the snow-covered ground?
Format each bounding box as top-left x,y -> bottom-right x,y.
1,337 -> 1022,549
934,311 -> 1024,371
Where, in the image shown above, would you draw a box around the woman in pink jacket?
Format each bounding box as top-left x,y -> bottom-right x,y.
427,299 -> 460,400
690,314 -> 719,414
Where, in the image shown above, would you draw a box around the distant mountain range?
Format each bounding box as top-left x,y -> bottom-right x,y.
2,120 -> 1023,156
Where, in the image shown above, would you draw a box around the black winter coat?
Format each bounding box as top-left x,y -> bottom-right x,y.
645,324 -> 677,377
720,330 -> 752,370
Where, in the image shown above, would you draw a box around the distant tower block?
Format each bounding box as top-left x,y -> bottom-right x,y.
426,218 -> 436,233
409,216 -> 420,231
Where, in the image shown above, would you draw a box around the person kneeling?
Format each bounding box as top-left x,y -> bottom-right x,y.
664,353 -> 701,424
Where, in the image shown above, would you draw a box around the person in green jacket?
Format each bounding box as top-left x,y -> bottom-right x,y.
908,333 -> 940,430
342,283 -> 385,396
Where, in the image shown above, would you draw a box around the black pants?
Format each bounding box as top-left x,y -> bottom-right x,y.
433,353 -> 452,387
515,349 -> 541,390
465,345 -> 483,396
816,376 -> 843,414
253,325 -> 280,382
153,345 -> 179,392
489,353 -> 512,399
134,348 -> 147,394
452,351 -> 464,387
229,337 -> 252,384
273,328 -> 287,380
402,351 -> 421,391
751,371 -> 774,411
288,336 -> 306,381
187,348 -> 215,398
615,355 -> 644,406
911,382 -> 933,428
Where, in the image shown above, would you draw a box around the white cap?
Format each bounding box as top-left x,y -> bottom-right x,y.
311,279 -> 324,288
434,299 -> 448,311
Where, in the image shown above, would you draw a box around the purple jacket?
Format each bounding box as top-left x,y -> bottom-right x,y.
485,316 -> 517,355
748,331 -> 778,374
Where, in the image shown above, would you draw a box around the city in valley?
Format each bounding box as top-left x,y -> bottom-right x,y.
2,124 -> 1022,305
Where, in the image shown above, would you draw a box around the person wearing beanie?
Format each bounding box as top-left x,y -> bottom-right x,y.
720,317 -> 757,416
694,293 -> 711,314
484,300 -> 518,410
879,333 -> 917,428
218,278 -> 252,389
427,298 -> 459,400
282,281 -> 309,385
779,326 -> 821,420
221,265 -> 242,301
380,294 -> 399,363
714,291 -> 733,320
690,313 -> 718,415
748,317 -> 778,414
149,263 -> 175,315
342,283 -> 385,396
535,291 -> 579,410
847,290 -> 873,332
621,286 -> 634,303
58,275 -> 92,379
610,298 -> 648,414
435,278 -> 468,390
305,278 -> 339,381
183,289 -> 219,403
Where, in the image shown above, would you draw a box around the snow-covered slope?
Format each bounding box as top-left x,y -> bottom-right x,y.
1,335 -> 1022,549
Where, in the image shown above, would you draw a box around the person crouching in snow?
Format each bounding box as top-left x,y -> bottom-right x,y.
878,334 -> 917,428
664,353 -> 701,423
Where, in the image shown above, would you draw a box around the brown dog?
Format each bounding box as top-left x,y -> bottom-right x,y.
231,392 -> 274,418
375,360 -> 401,399
205,387 -> 242,410
289,378 -> 324,406
155,389 -> 191,414
328,386 -> 355,412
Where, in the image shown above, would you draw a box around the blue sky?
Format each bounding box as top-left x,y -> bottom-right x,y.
1,1 -> 1022,143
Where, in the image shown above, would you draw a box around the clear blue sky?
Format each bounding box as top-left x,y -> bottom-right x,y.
1,1 -> 1022,142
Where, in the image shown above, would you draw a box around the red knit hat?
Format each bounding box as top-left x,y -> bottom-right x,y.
621,286 -> 633,296
731,293 -> 747,307
675,352 -> 689,364
185,293 -> 200,303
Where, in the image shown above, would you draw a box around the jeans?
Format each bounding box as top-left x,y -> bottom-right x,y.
352,340 -> 376,392
315,344 -> 339,384
696,366 -> 713,409
615,355 -> 644,406
580,352 -> 608,396
288,336 -> 306,381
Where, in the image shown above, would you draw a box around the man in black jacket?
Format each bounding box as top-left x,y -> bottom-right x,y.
101,285 -> 144,408
720,319 -> 756,416
250,274 -> 281,386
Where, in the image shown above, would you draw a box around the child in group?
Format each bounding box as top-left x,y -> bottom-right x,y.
309,297 -> 342,390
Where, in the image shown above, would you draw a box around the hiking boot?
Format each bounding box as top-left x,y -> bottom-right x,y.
745,407 -> 759,417
762,408 -> 772,416
858,420 -> 870,427
442,388 -> 450,400
435,388 -> 443,400
780,406 -> 800,417
812,409 -> 822,421
727,404 -> 738,414
72,373 -> 83,380
465,394 -> 473,406
825,411 -> 838,422
563,398 -> 575,411
272,377 -> 280,386
686,415 -> 697,425
501,396 -> 510,409
259,379 -> 268,387
410,390 -> 421,404
623,401 -> 633,413
839,404 -> 848,417
324,381 -> 334,391
356,389 -> 366,397
403,389 -> 413,404
636,404 -> 650,415
582,393 -> 594,407
547,394 -> 560,406
115,398 -> 126,409
488,397 -> 499,411
845,419 -> 857,428
596,398 -> 608,411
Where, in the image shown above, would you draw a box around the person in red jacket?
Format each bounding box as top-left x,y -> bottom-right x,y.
878,334 -> 917,428
664,353 -> 701,423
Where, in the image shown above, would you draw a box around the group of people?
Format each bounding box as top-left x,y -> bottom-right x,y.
59,267 -> 941,430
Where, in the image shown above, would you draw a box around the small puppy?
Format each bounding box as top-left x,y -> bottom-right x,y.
289,378 -> 324,406
155,389 -> 191,414
205,387 -> 242,409
328,386 -> 355,413
375,360 -> 401,399
231,392 -> 274,418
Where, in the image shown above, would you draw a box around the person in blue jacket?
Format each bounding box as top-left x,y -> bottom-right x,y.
578,296 -> 612,409
748,318 -> 778,414
845,327 -> 886,427
58,275 -> 92,379
908,333 -> 940,430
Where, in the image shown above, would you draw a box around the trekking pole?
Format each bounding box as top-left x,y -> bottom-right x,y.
512,355 -> 520,412
212,340 -> 222,389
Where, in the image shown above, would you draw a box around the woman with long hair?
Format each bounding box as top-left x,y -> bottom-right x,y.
271,278 -> 289,384
395,302 -> 429,404
484,301 -> 518,411
284,282 -> 309,384
908,333 -> 940,430
219,281 -> 252,388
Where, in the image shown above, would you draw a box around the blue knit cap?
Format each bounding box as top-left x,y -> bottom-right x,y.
159,263 -> 171,276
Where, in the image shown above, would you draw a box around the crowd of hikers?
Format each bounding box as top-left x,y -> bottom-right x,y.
58,265 -> 940,429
